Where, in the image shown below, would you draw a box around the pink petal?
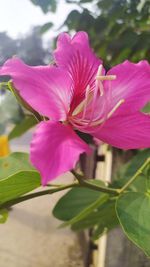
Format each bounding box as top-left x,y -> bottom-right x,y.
0,58 -> 73,121
54,31 -> 102,109
104,60 -> 150,115
89,112 -> 150,149
30,121 -> 91,185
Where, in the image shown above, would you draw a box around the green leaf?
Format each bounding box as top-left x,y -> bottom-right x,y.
116,192 -> 150,257
53,186 -> 102,221
0,152 -> 34,180
113,150 -> 150,191
72,199 -> 119,239
0,209 -> 8,224
53,181 -> 118,235
124,150 -> 150,180
8,116 -> 37,140
0,171 -> 41,205
92,200 -> 118,240
30,0 -> 57,13
62,193 -> 109,227
40,22 -> 53,34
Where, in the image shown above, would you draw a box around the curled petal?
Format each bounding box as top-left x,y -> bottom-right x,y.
54,31 -> 102,109
0,58 -> 73,121
104,60 -> 150,115
86,112 -> 150,150
30,121 -> 91,185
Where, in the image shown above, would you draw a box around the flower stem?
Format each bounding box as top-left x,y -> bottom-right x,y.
0,182 -> 79,210
119,157 -> 150,194
71,170 -> 120,195
2,159 -> 148,210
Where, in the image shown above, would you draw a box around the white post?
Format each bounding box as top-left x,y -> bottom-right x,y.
92,144 -> 112,267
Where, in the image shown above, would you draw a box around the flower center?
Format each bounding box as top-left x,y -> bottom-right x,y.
69,64 -> 124,129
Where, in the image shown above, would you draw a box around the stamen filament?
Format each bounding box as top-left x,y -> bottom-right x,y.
81,85 -> 91,119
107,99 -> 125,118
96,75 -> 116,81
91,99 -> 125,126
72,85 -> 92,116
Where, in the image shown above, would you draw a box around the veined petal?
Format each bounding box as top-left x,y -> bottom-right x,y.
0,58 -> 73,121
30,121 -> 91,185
89,112 -> 150,149
104,60 -> 150,115
54,31 -> 102,109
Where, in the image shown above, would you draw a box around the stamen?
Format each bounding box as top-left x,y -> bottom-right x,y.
70,65 -> 119,129
96,65 -> 104,96
91,99 -> 125,126
81,85 -> 91,119
107,99 -> 124,118
97,80 -> 104,96
97,64 -> 103,76
96,64 -> 117,81
72,85 -> 92,116
96,75 -> 117,81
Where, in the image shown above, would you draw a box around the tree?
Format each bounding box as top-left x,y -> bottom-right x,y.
29,0 -> 150,67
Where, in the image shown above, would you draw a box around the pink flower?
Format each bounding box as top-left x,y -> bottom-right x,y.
0,31 -> 150,185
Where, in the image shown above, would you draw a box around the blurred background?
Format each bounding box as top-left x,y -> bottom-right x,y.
0,1 -> 150,267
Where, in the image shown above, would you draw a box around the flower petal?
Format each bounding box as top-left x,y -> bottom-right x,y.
87,112 -> 150,149
105,60 -> 150,115
54,31 -> 102,108
30,121 -> 91,185
0,58 -> 73,121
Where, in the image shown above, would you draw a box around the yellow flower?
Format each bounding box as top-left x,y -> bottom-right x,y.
0,136 -> 10,157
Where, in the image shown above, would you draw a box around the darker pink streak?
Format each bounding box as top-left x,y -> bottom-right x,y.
54,31 -> 102,110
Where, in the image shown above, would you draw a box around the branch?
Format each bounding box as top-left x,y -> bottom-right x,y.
119,158 -> 150,194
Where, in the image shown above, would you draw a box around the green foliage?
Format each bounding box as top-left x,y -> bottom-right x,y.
116,192 -> 150,257
0,152 -> 34,180
30,0 -> 57,13
53,157 -> 150,255
142,102 -> 150,113
64,0 -> 150,66
8,116 -> 37,140
0,153 -> 41,213
31,0 -> 150,67
40,22 -> 53,34
0,171 -> 41,205
53,186 -> 102,221
53,185 -> 119,238
113,149 -> 150,192
0,209 -> 8,224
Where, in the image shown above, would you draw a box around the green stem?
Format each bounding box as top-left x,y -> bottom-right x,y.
5,156 -> 148,211
0,182 -> 79,209
71,170 -> 120,195
81,180 -> 119,194
119,158 -> 150,194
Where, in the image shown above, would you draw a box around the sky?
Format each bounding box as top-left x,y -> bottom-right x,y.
0,0 -> 77,39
